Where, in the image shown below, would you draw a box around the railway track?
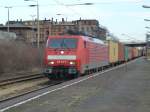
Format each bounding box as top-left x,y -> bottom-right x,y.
0,67 -> 107,103
0,63 -> 120,103
0,80 -> 64,103
0,70 -> 66,103
0,57 -> 141,104
0,73 -> 44,87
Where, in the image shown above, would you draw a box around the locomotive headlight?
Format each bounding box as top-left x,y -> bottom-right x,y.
49,61 -> 54,65
69,61 -> 75,65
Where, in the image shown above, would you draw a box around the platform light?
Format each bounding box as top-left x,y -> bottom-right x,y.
24,0 -> 40,48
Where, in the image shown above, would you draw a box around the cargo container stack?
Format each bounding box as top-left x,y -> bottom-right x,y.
146,35 -> 150,60
118,42 -> 125,63
146,47 -> 150,60
108,40 -> 118,64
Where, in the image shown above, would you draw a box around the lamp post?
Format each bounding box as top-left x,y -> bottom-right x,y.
142,5 -> 150,8
145,27 -> 150,36
30,14 -> 36,45
5,6 -> 12,33
144,19 -> 150,21
65,2 -> 94,6
145,26 -> 150,29
25,0 -> 40,48
147,31 -> 150,34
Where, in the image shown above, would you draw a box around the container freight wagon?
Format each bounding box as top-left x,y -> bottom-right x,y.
124,46 -> 129,61
124,46 -> 132,61
44,35 -> 109,79
131,47 -> 138,59
135,48 -> 139,58
118,42 -> 125,63
138,48 -> 143,57
146,48 -> 150,60
108,40 -> 118,63
128,47 -> 132,60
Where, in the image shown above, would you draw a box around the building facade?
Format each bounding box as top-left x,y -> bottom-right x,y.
22,19 -> 51,43
50,19 -> 107,40
1,18 -> 108,45
0,24 -> 35,43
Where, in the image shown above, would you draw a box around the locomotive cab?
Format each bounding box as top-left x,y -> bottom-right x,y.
44,36 -> 80,79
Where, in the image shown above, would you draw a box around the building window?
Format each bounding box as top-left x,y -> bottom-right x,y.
87,27 -> 89,31
91,27 -> 93,31
81,27 -> 84,31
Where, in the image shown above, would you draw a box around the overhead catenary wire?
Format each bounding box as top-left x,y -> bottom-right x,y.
0,4 -> 58,8
0,0 -> 144,8
53,0 -> 82,16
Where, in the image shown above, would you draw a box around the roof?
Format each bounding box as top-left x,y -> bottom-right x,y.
0,24 -> 35,30
48,35 -> 105,45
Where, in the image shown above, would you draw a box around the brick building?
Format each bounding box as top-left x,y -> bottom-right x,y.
50,19 -> 77,35
22,19 -> 51,43
3,19 -> 52,44
73,19 -> 99,36
1,18 -> 108,45
50,19 -> 108,40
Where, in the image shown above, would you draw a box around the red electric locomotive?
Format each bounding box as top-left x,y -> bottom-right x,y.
44,35 -> 109,79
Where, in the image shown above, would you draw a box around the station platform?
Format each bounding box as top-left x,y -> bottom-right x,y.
1,57 -> 150,112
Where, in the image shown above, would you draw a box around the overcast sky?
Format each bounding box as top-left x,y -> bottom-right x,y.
0,0 -> 150,42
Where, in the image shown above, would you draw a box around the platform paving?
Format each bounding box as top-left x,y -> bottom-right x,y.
2,57 -> 150,112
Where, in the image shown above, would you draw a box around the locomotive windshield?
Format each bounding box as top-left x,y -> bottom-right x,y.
47,38 -> 78,49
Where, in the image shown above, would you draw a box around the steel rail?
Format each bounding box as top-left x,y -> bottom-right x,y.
0,57 -> 143,104
0,80 -> 63,103
0,74 -> 44,87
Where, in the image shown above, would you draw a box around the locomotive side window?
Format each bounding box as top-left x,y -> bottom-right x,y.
48,38 -> 78,49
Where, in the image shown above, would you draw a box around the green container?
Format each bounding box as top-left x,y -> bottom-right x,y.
124,46 -> 129,61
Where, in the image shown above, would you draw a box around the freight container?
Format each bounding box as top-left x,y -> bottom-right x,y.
135,48 -> 139,58
124,46 -> 132,61
118,42 -> 125,62
131,47 -> 138,59
131,48 -> 135,58
108,40 -> 118,63
128,47 -> 132,60
124,46 -> 128,61
138,48 -> 143,57
146,48 -> 150,60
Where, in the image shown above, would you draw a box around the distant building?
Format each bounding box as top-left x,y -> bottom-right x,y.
0,23 -> 36,43
73,19 -> 99,36
1,18 -> 108,45
3,19 -> 52,44
22,18 -> 51,43
50,19 -> 77,35
50,19 -> 108,40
